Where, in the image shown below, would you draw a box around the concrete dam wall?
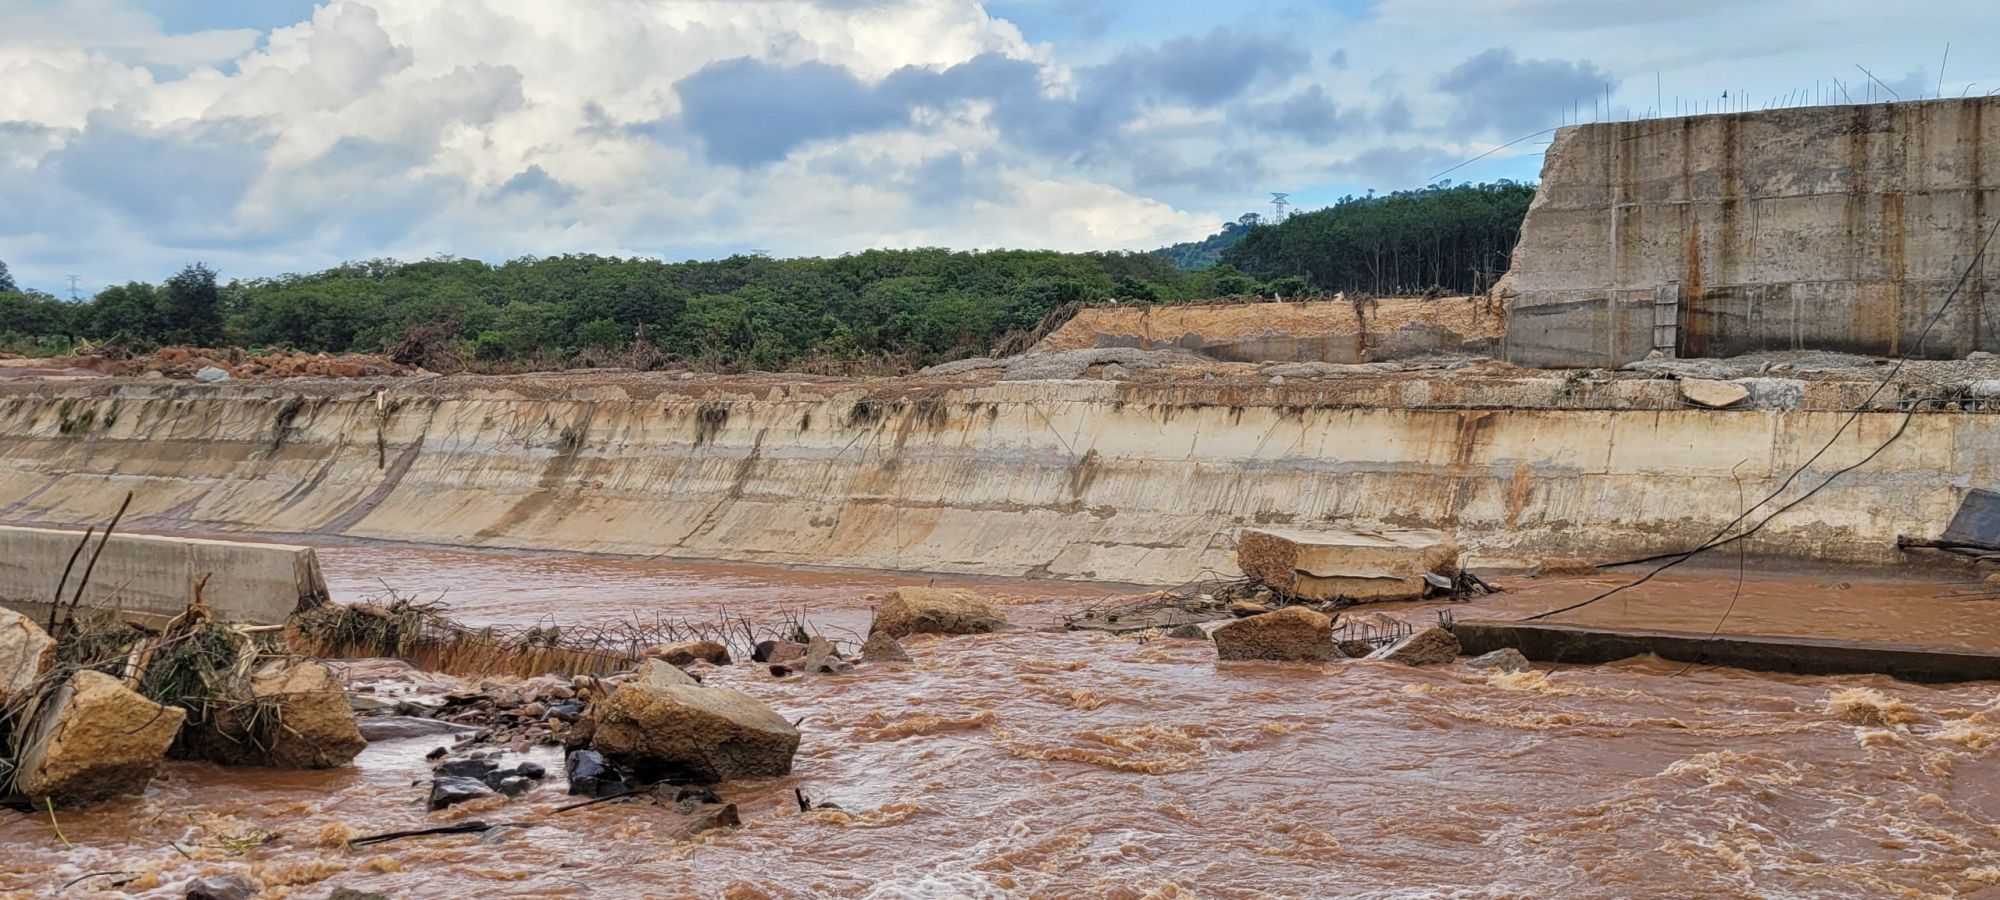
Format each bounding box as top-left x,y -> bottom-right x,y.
1503,97 -> 2000,367
0,376 -> 1987,586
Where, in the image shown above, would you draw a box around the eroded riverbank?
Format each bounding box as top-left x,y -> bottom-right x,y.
5,547 -> 2000,899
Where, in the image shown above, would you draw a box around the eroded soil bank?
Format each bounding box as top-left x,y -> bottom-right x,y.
5,547 -> 2000,899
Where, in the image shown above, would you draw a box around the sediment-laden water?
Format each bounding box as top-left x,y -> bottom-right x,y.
5,549 -> 1999,899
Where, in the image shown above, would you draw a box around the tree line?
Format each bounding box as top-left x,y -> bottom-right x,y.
0,182 -> 1534,373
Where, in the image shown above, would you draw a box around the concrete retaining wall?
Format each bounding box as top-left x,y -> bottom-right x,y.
0,526 -> 328,625
0,377 -> 1991,586
1502,98 -> 2000,367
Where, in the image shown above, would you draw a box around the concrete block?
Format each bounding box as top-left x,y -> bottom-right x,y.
1237,527 -> 1458,602
0,526 -> 327,626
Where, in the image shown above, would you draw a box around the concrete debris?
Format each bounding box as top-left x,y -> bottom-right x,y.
1368,626 -> 1461,666
676,802 -> 741,839
1336,640 -> 1377,659
1259,361 -> 1407,379
1679,378 -> 1750,409
328,889 -> 391,900
183,873 -> 257,900
1100,363 -> 1130,380
753,640 -> 808,665
1212,607 -> 1340,662
1466,648 -> 1531,674
429,775 -> 500,810
637,658 -> 700,688
871,587 -> 1009,638
795,636 -> 851,677
1237,527 -> 1458,603
14,669 -> 186,807
193,365 -> 231,383
923,347 -> 1205,380
0,608 -> 55,700
643,640 -> 732,667
859,631 -> 912,663
180,659 -> 365,769
590,678 -> 800,783
1228,601 -> 1271,618
1165,623 -> 1209,640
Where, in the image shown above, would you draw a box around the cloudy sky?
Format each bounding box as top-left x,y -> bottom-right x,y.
0,0 -> 1989,292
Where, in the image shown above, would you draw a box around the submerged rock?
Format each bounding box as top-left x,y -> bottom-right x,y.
0,608 -> 55,701
356,715 -> 478,743
644,640 -> 732,667
591,680 -> 800,783
1368,626 -> 1462,667
1164,623 -> 1209,640
429,775 -> 499,810
676,802 -> 741,839
15,669 -> 186,807
870,587 -> 1009,638
1467,648 -> 1531,674
565,749 -> 625,797
183,873 -> 256,900
328,889 -> 390,900
753,640 -> 807,665
859,631 -> 912,663
178,659 -> 366,769
1212,607 -> 1339,662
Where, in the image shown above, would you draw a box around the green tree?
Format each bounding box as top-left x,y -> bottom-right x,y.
164,263 -> 224,345
0,259 -> 16,293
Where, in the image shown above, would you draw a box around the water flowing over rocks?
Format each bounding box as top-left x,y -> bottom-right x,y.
1369,626 -> 1462,666
1467,648 -> 1532,674
177,659 -> 365,768
13,669 -> 186,806
1212,607 -> 1340,662
589,678 -> 800,783
858,631 -> 912,663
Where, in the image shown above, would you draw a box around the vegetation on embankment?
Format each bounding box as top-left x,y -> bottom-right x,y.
0,183 -> 1532,374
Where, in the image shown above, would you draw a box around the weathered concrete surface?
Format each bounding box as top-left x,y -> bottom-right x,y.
1237,527 -> 1457,602
0,607 -> 54,699
175,659 -> 366,768
0,526 -> 327,626
591,680 -> 800,783
1213,607 -> 1339,662
13,669 -> 186,806
0,378 -> 1992,585
1503,98 -> 2000,367
1038,299 -> 1505,363
1454,620 -> 2000,683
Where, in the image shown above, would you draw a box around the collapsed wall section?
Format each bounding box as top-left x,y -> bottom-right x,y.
1502,98 -> 2000,367
0,378 -> 1986,586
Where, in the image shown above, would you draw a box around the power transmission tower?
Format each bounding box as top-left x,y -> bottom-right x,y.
67,276 -> 81,301
1270,193 -> 1291,221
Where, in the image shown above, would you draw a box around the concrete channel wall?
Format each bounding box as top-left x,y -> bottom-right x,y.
0,526 -> 328,625
1502,98 -> 2000,368
0,378 -> 1992,586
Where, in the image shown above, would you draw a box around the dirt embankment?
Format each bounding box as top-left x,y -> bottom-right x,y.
0,346 -> 424,380
1035,297 -> 1506,362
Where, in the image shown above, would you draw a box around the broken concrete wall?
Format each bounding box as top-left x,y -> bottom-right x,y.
1502,98 -> 2000,367
1037,299 -> 1504,363
0,379 -> 1991,586
0,526 -> 327,626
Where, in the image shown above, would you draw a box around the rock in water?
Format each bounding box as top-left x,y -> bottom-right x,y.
356,716 -> 478,743
1467,648 -> 1531,674
14,670 -> 186,807
0,608 -> 55,700
429,775 -> 500,810
328,889 -> 390,900
591,681 -> 800,783
178,660 -> 366,768
184,873 -> 256,900
637,659 -> 700,688
1368,626 -> 1461,666
1211,607 -> 1339,662
565,749 -> 625,797
859,632 -> 912,663
644,640 -> 732,667
870,587 -> 1008,638
753,640 -> 807,664
1164,624 -> 1209,640
677,802 -> 741,839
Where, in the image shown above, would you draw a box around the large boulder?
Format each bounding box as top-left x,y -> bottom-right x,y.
177,659 -> 366,768
1368,626 -> 1461,666
859,632 -> 912,663
1212,607 -> 1339,662
14,670 -> 186,806
870,588 -> 1008,638
0,608 -> 55,700
591,681 -> 799,783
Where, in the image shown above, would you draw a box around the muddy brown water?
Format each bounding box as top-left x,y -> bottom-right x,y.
7,549 -> 2000,899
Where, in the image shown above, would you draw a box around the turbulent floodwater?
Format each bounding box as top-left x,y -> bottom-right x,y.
7,549 -> 2000,899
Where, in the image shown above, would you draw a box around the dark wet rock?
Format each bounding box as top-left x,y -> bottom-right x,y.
184,873 -> 256,900
1164,623 -> 1208,640
428,775 -> 500,810
859,631 -> 912,663
436,758 -> 499,779
547,700 -> 585,722
328,889 -> 389,900
494,775 -> 535,797
753,640 -> 807,664
1368,626 -> 1462,667
674,785 -> 723,804
514,761 -> 547,780
644,640 -> 733,667
1467,648 -> 1531,674
676,802 -> 741,839
565,749 -> 625,797
1212,607 -> 1339,662
357,716 -> 478,743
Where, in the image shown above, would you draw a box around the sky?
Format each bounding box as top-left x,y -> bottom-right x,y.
0,0 -> 1991,293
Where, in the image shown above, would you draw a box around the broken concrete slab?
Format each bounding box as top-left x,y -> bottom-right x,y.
177,659 -> 366,769
636,658 -> 700,688
14,669 -> 186,807
1679,379 -> 1750,409
0,526 -> 327,627
871,587 -> 1008,638
859,631 -> 912,663
0,607 -> 55,700
1454,619 -> 2000,683
1466,647 -> 1531,674
1368,626 -> 1461,666
591,680 -> 800,783
1212,607 -> 1339,662
1236,527 -> 1458,603
643,640 -> 732,667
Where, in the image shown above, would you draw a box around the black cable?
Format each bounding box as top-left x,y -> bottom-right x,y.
1528,212 -> 2000,622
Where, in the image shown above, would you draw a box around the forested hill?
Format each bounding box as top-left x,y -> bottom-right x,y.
0,182 -> 1535,374
1150,214 -> 1262,270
